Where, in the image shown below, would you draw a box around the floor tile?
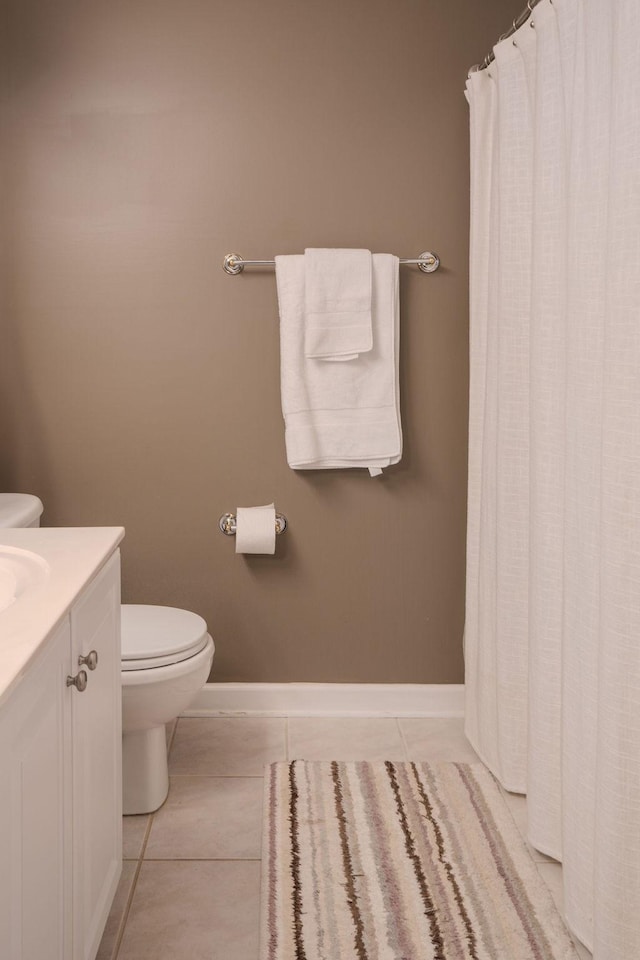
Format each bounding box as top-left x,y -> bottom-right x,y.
399,717 -> 480,763
122,814 -> 150,860
288,717 -> 406,761
169,718 -> 286,776
145,777 -> 263,860
117,860 -> 261,960
95,861 -> 137,960
105,714 -> 595,960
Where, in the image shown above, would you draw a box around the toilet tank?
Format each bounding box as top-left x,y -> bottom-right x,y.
0,494 -> 44,528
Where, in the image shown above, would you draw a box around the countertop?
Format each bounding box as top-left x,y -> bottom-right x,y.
0,527 -> 124,708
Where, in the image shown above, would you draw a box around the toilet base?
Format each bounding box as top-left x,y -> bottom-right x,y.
123,725 -> 169,815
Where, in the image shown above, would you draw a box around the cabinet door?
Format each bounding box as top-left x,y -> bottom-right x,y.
70,551 -> 122,960
0,620 -> 73,960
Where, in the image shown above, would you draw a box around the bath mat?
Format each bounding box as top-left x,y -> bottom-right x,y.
261,761 -> 579,960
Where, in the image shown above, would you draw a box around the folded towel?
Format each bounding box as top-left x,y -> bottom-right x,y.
276,253 -> 402,475
304,248 -> 372,361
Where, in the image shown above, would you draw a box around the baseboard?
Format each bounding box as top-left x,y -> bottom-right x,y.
181,682 -> 465,718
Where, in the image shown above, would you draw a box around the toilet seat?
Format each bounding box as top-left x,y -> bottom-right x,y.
121,604 -> 210,671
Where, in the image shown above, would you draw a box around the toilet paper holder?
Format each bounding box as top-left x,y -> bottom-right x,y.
218,511 -> 288,537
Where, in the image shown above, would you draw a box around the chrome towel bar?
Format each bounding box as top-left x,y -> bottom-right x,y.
222,251 -> 440,275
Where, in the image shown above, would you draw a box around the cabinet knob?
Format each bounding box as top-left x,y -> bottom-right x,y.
78,650 -> 99,671
66,670 -> 88,692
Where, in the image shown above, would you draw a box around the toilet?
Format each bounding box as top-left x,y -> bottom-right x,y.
0,493 -> 44,528
0,493 -> 214,816
121,605 -> 214,814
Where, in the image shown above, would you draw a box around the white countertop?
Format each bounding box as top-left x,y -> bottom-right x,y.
0,527 -> 124,707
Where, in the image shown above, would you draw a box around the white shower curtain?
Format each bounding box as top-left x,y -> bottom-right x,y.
464,0 -> 640,957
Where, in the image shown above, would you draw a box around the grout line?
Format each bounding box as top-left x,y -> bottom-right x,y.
166,719 -> 179,755
110,867 -> 138,960
395,717 -> 412,761
111,815 -> 154,960
138,811 -> 155,859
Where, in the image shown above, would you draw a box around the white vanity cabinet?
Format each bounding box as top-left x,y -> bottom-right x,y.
0,617 -> 73,960
70,552 -> 122,960
0,546 -> 122,960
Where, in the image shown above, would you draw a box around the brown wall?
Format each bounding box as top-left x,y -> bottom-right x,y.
1,0 -> 517,683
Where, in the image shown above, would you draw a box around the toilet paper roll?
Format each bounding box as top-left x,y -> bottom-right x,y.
235,503 -> 277,555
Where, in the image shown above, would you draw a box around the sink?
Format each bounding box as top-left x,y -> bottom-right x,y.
0,546 -> 50,613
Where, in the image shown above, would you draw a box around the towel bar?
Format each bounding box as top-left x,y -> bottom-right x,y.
222,251 -> 440,275
218,512 -> 288,536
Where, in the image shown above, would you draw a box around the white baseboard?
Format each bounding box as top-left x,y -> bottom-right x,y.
182,682 -> 465,718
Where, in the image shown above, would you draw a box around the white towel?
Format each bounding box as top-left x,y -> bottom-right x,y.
304,248 -> 372,361
276,253 -> 402,475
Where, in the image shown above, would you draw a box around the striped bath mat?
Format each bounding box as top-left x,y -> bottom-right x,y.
261,761 -> 579,960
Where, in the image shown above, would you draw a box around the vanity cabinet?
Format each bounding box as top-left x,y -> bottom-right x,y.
0,550 -> 122,960
0,617 -> 72,960
70,553 -> 122,960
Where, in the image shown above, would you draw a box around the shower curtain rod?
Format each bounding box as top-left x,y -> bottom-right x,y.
469,0 -> 544,73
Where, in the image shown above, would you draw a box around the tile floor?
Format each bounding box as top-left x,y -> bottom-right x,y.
97,716 -> 592,960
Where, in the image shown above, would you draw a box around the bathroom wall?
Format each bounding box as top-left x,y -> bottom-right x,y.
0,0 -> 518,683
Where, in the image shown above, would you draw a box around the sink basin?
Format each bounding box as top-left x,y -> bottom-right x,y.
0,546 -> 50,613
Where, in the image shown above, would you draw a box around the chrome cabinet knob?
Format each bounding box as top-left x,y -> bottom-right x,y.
78,650 -> 98,671
67,670 -> 88,692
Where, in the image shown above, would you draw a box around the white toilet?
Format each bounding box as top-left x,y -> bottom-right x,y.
121,604 -> 214,814
0,493 -> 44,528
0,493 -> 215,816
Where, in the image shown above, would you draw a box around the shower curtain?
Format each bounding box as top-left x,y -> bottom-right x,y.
464,0 -> 640,956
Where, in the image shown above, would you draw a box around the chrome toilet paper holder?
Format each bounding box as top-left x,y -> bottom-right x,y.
218,511 -> 288,537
